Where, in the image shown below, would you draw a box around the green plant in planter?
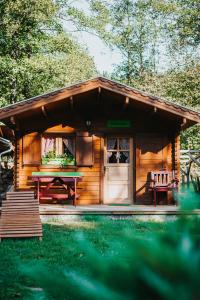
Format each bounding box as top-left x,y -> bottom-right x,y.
42,151 -> 56,165
42,151 -> 75,166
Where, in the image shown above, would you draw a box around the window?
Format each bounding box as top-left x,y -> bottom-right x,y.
107,137 -> 130,164
41,135 -> 75,166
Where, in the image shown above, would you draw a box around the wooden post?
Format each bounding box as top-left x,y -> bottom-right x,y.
37,178 -> 40,202
41,106 -> 48,118
69,96 -> 73,110
100,136 -> 104,204
154,189 -> 156,206
74,178 -> 77,207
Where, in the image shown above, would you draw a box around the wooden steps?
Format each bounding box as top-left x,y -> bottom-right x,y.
0,191 -> 42,241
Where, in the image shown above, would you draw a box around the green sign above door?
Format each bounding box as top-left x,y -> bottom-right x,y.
107,120 -> 131,128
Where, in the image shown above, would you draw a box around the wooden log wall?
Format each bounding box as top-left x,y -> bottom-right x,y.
14,125 -> 179,205
15,125 -> 101,205
135,134 -> 174,204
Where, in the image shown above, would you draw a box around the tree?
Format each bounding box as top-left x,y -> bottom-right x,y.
109,0 -> 159,83
81,0 -> 199,149
173,0 -> 200,47
0,0 -> 96,106
128,63 -> 200,150
68,0 -> 161,84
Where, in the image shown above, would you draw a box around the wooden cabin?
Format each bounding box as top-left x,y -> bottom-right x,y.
0,77 -> 199,205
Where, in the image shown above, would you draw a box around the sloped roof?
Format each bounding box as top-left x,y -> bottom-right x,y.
0,77 -> 199,123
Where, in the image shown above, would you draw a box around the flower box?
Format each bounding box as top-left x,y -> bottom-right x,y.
42,157 -> 75,166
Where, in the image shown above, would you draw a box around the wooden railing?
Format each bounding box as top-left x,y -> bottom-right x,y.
180,150 -> 200,192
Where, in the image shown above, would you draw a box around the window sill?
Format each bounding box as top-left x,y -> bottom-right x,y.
41,164 -> 77,169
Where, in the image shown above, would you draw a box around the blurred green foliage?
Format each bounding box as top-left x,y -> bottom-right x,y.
0,184 -> 200,300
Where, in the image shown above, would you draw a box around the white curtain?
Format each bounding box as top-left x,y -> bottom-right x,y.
107,138 -> 117,150
42,137 -> 55,156
107,152 -> 113,158
119,138 -> 129,150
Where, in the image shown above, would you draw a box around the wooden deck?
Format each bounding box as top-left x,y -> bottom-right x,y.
39,204 -> 200,216
1,204 -> 199,217
0,191 -> 42,240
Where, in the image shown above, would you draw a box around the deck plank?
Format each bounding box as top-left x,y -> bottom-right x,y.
0,191 -> 42,240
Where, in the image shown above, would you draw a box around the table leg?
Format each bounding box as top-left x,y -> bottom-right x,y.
74,178 -> 77,207
37,178 -> 40,202
154,189 -> 156,206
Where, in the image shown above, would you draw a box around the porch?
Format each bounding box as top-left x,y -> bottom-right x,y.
39,204 -> 200,216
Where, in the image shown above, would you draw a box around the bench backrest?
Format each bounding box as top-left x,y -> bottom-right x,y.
151,171 -> 176,187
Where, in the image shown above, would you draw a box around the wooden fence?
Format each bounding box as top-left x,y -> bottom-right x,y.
180,150 -> 200,192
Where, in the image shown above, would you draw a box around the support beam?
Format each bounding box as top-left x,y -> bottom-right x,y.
10,116 -> 20,130
69,96 -> 73,110
125,96 -> 129,104
0,126 -> 3,137
181,117 -> 187,129
10,116 -> 16,125
149,106 -> 158,116
97,87 -> 101,102
41,106 -> 48,118
123,96 -> 129,109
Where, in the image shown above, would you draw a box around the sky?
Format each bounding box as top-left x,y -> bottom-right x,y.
66,0 -> 200,75
73,31 -> 122,74
66,0 -> 169,75
67,0 -> 122,74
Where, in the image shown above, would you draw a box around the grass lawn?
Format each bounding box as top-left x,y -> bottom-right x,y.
0,217 -> 168,299
0,216 -> 200,300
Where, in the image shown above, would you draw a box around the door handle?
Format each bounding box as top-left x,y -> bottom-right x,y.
104,166 -> 108,173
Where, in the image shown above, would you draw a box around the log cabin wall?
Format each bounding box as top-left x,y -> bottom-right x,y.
0,78 -> 199,206
15,125 -> 101,205
135,133 -> 176,204
12,85 -> 183,205
174,135 -> 181,179
15,125 -> 179,205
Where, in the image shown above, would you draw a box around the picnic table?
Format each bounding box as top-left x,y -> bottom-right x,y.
31,172 -> 84,206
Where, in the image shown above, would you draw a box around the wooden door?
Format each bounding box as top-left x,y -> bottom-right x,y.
104,137 -> 133,204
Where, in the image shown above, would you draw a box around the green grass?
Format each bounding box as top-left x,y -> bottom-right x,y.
1,185 -> 200,300
0,218 -> 168,299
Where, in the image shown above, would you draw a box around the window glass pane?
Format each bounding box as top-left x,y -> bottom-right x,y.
107,138 -> 117,150
42,136 -> 75,165
56,138 -> 63,156
107,151 -> 117,163
42,137 -> 56,157
119,138 -> 129,150
119,151 -> 129,163
63,138 -> 74,156
63,138 -> 75,165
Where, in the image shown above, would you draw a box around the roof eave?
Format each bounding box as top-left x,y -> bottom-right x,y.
0,76 -> 199,125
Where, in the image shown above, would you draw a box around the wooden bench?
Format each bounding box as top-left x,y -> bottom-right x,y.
0,191 -> 42,241
150,171 -> 179,206
30,172 -> 84,206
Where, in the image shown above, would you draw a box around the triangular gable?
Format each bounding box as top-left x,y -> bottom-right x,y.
0,77 -> 199,123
